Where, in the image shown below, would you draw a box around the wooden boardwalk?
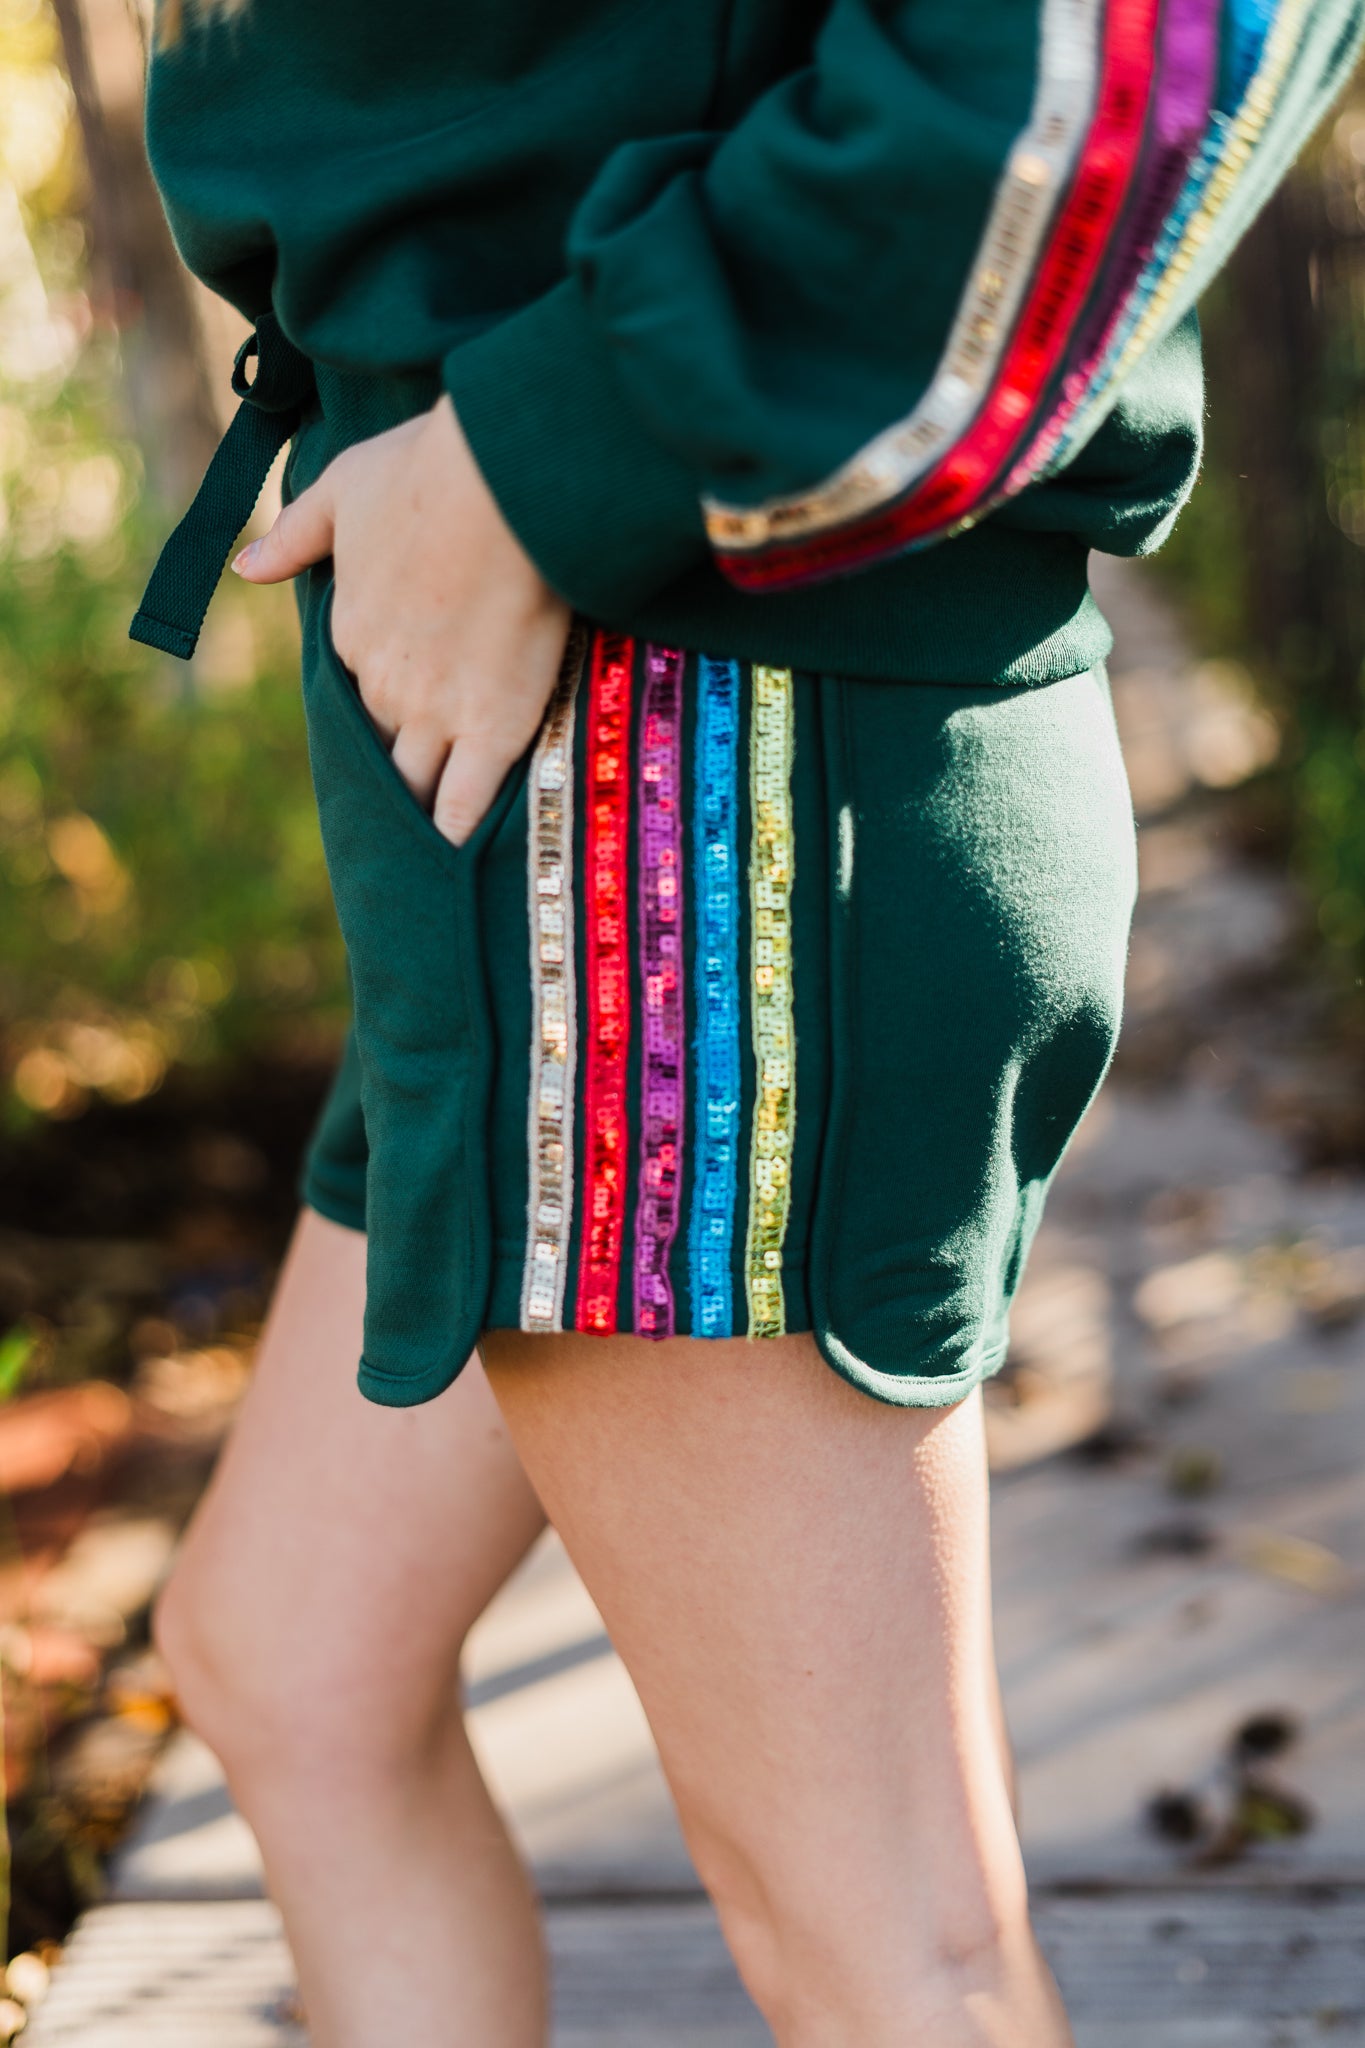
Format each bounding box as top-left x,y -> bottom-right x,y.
21,1891 -> 1365,2045
24,558 -> 1365,2043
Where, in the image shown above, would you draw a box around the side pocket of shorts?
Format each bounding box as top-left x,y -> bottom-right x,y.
807,673 -> 1017,1411
298,564 -> 528,1404
809,664 -> 1134,1411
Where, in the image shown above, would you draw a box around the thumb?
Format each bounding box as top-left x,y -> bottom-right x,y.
232,470 -> 337,583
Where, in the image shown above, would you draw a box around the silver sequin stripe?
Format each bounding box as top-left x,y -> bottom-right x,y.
519,625 -> 588,1332
703,0 -> 1103,554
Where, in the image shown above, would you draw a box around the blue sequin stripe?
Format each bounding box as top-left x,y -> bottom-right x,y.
1228,0 -> 1279,99
1040,0 -> 1279,474
687,655 -> 742,1337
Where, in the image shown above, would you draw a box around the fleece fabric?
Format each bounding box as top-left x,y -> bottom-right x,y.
137,0 -> 1365,683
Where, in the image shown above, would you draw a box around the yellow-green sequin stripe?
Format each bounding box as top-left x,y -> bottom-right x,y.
1103,0 -> 1312,392
745,665 -> 796,1338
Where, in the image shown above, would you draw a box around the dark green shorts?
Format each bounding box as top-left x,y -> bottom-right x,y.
297,562 -> 1137,1412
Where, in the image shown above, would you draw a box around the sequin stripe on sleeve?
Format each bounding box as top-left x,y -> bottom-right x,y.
1005,0 -> 1274,487
519,623 -> 588,1332
707,0 -> 1165,590
634,646 -> 686,1339
701,0 -> 1103,565
688,656 -> 742,1338
1027,0 -> 1222,429
745,665 -> 796,1340
574,633 -> 634,1335
1009,0 -> 1299,489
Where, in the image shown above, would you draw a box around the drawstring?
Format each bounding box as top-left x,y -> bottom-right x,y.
129,309 -> 317,660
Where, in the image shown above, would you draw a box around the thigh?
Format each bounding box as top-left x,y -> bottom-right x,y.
170,1208 -> 547,1738
480,1329 -> 1017,1938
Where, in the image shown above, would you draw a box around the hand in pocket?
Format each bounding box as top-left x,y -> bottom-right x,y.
234,394 -> 571,847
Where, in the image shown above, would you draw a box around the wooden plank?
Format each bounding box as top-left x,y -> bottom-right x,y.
20,1898 -> 764,2047
997,1089 -> 1365,1888
1037,1890 -> 1365,2024
22,1893 -> 1365,2046
548,1903 -> 766,2046
20,1901 -> 304,2047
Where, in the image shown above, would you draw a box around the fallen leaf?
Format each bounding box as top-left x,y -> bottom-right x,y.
1147,1789 -> 1210,1844
1233,1528 -> 1352,1594
1166,1446 -> 1223,1498
1235,1777 -> 1313,1841
1232,1710 -> 1300,1762
1134,1518 -> 1218,1559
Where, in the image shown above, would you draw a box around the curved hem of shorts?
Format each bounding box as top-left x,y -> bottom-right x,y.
302,1182 -> 367,1235
355,1330 -> 1009,1411
357,1350 -> 474,1408
813,1328 -> 1010,1410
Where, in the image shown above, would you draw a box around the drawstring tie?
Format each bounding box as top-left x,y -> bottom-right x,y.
129,309 -> 317,660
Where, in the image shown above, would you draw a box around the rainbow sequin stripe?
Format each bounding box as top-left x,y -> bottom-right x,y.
519,625 -> 587,1331
518,636 -> 798,1339
704,0 -> 1337,587
689,657 -> 742,1337
634,644 -> 686,1337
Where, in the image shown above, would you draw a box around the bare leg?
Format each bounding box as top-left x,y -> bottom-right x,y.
482,1329 -> 1070,2048
155,1210 -> 550,2048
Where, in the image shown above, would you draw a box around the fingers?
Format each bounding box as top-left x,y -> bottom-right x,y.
232,470 -> 337,583
388,723 -> 452,811
432,737 -> 519,848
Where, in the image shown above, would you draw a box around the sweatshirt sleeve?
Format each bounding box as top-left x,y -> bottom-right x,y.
442,0 -> 1365,611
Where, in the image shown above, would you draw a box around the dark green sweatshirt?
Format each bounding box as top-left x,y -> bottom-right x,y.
139,0 -> 1364,684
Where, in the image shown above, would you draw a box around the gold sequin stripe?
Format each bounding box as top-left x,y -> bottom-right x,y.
519,624 -> 587,1332
1077,0 -> 1310,413
703,0 -> 1103,556
745,665 -> 796,1339
1010,0 -> 1301,488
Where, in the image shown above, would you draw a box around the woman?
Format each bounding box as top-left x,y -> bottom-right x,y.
139,0 -> 1361,2040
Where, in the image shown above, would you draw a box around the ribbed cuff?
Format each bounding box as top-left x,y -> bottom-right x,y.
442,277 -> 709,620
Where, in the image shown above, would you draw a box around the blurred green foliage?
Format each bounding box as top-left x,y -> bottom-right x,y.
1,0 -> 345,1134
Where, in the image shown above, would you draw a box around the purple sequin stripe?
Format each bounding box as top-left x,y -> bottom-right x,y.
1052,0 -> 1221,421
634,645 -> 686,1338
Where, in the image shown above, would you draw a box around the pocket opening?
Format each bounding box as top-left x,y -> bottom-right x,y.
312,572 -> 531,871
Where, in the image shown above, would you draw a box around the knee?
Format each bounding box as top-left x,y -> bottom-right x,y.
152,1561 -> 280,1776
152,1556 -> 460,1792
705,1874 -> 1044,2047
687,1813 -> 1039,2045
684,1832 -> 790,2030
684,1814 -> 868,2033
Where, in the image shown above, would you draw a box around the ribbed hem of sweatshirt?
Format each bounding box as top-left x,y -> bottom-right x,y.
442,275 -> 710,617
439,278 -> 1114,685
618,527 -> 1114,687
280,298 -> 1100,686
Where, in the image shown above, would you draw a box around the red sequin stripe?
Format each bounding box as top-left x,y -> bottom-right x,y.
575,633 -> 634,1334
717,0 -> 1161,591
